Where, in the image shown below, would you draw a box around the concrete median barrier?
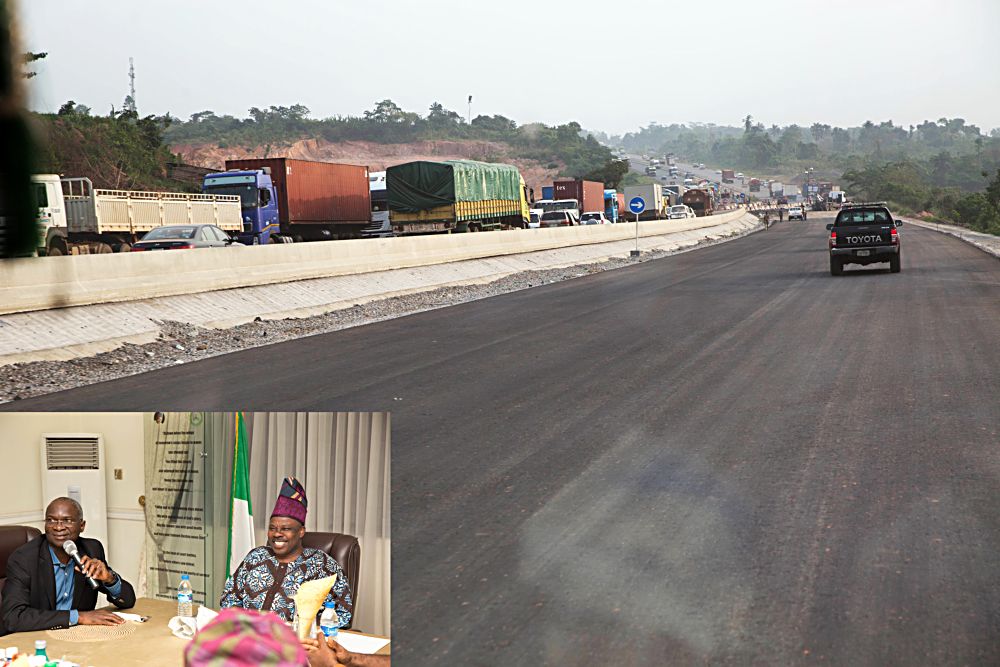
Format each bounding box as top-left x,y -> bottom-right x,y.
0,209 -> 748,316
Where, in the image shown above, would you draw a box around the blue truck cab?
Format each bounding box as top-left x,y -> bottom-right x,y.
604,189 -> 620,223
201,169 -> 279,245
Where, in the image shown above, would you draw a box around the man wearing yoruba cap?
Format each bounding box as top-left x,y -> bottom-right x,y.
220,477 -> 352,629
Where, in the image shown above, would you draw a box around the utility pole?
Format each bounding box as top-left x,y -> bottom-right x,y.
467,95 -> 472,124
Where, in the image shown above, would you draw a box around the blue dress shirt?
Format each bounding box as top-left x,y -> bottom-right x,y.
48,545 -> 123,626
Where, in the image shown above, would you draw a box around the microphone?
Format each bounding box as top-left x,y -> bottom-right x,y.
62,540 -> 99,590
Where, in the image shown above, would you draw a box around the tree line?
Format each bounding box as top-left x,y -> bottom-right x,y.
33,102 -> 180,190
164,99 -> 629,188
29,98 -> 631,191
612,116 -> 1000,233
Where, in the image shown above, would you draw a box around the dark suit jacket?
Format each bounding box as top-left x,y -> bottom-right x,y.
0,535 -> 135,635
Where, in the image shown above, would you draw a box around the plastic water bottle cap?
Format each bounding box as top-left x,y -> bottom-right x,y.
35,641 -> 45,649
324,602 -> 335,608
181,574 -> 190,580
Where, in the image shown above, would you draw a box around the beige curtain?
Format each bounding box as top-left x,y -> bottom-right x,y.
247,412 -> 391,636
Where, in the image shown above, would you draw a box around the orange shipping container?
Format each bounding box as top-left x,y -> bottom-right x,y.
224,158 -> 371,226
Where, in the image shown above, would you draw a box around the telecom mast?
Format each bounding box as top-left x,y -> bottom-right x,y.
124,57 -> 137,114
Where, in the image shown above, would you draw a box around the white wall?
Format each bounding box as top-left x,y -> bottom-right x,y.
0,413 -> 146,590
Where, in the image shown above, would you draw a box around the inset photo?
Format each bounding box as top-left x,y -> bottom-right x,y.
0,412 -> 390,666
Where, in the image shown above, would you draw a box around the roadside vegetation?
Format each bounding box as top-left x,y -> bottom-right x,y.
164,99 -> 629,188
32,102 -> 181,190
30,98 -> 629,191
610,116 -> 1000,234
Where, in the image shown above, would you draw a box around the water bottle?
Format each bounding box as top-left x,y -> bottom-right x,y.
177,574 -> 194,618
33,641 -> 47,659
319,602 -> 339,639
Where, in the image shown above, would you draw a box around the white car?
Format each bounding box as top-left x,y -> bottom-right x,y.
668,205 -> 696,219
580,211 -> 612,225
735,172 -> 745,179
714,170 -> 722,175
788,206 -> 806,221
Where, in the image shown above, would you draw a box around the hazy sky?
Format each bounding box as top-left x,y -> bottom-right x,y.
18,0 -> 1000,135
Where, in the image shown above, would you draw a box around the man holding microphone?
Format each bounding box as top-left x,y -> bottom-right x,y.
0,497 -> 136,635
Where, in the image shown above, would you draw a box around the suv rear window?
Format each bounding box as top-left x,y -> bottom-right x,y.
836,208 -> 891,225
541,211 -> 567,221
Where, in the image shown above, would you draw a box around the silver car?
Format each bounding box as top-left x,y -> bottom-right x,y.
131,224 -> 243,251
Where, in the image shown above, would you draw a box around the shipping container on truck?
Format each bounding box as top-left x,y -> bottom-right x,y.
749,178 -> 761,193
554,179 -> 605,216
616,193 -> 626,220
721,169 -> 735,184
541,185 -> 554,200
682,188 -> 714,217
769,181 -> 785,198
33,175 -> 242,255
387,160 -> 529,234
623,184 -> 666,220
222,158 -> 370,242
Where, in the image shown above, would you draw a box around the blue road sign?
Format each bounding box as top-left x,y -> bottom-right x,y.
629,197 -> 646,214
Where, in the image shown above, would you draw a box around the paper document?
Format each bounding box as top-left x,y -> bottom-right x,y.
113,611 -> 147,623
334,632 -> 390,654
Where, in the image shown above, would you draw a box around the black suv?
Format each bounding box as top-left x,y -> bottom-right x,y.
826,203 -> 902,275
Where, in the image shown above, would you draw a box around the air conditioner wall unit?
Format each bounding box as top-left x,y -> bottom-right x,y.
40,434 -> 109,550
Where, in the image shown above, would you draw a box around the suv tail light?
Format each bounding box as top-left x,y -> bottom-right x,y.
890,227 -> 898,245
829,230 -> 837,248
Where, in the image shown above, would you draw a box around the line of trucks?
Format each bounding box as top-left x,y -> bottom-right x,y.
532,180 -> 717,223
31,157 -> 723,256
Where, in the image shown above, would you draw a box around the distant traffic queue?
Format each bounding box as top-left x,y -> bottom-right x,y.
27,155 -> 736,256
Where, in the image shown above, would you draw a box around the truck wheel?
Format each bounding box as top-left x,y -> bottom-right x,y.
95,243 -> 113,254
890,253 -> 901,273
48,238 -> 68,257
830,257 -> 843,276
469,223 -> 481,233
115,243 -> 131,253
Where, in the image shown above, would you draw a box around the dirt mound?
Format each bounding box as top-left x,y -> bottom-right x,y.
171,138 -> 561,196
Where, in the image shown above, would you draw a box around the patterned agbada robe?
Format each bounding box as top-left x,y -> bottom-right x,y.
220,546 -> 352,627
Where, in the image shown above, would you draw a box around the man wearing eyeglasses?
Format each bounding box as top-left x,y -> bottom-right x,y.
220,477 -> 353,628
0,497 -> 136,635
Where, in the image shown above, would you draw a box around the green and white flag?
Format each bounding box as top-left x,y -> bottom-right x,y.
226,412 -> 254,576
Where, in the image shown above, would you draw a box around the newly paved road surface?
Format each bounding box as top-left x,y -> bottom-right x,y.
13,219 -> 1000,664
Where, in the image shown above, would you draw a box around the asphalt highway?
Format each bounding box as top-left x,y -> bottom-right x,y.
11,219 -> 1000,664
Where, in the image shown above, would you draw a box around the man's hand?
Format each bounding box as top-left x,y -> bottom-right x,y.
302,629 -> 352,667
78,610 -> 125,626
76,555 -> 115,585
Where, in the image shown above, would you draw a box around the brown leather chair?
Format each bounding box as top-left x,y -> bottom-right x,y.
0,525 -> 42,607
301,532 -> 360,629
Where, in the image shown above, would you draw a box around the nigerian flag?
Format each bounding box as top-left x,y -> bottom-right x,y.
226,412 -> 254,576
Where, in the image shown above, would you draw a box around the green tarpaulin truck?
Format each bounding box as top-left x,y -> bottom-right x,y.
387,160 -> 529,234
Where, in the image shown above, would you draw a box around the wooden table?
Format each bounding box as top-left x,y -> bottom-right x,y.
4,597 -> 389,665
